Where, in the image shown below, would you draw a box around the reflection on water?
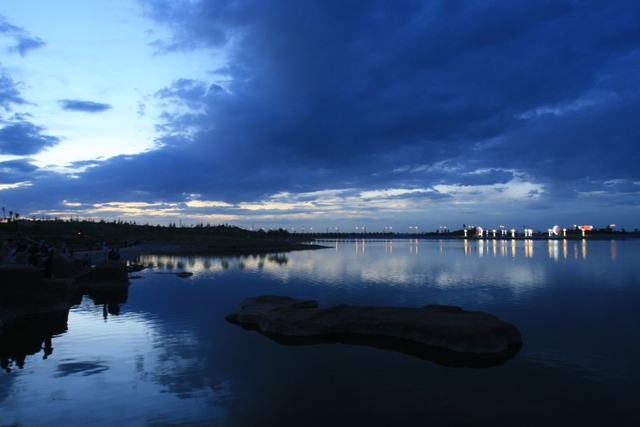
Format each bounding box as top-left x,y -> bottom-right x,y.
326,237 -> 625,262
324,237 -> 622,261
0,312 -> 66,373
0,284 -> 130,374
86,286 -> 129,319
1,239 -> 639,426
546,238 -> 590,260
1,290 -> 231,426
134,252 -> 291,274
257,329 -> 521,369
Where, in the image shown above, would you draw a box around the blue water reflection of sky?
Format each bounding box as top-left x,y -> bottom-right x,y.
1,238 -> 638,426
0,296 -> 230,426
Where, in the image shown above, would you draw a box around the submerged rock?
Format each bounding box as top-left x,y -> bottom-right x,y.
226,295 -> 522,366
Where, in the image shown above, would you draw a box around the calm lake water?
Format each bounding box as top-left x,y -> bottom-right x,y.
1,238 -> 639,426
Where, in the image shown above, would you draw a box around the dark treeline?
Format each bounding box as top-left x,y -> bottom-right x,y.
0,218 -> 293,252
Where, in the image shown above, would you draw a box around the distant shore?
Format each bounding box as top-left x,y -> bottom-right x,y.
68,232 -> 639,265
71,242 -> 328,266
314,233 -> 640,241
2,218 -> 637,268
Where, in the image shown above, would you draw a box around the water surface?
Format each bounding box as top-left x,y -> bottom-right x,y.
1,238 -> 639,426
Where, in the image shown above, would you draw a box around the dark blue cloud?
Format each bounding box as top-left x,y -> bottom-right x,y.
13,35 -> 46,56
47,0 -> 638,207
0,158 -> 38,173
154,78 -> 219,111
4,1 -> 640,230
0,122 -> 60,155
0,72 -> 27,110
59,100 -> 113,113
135,1 -> 640,200
0,158 -> 39,184
0,15 -> 45,56
141,1 -> 227,52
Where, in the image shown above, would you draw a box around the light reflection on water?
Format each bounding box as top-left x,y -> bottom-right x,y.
1,238 -> 639,426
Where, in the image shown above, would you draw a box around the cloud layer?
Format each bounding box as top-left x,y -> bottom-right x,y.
1,1 -> 640,231
59,100 -> 113,113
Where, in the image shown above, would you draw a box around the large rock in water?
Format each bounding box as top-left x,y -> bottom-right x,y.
226,295 -> 523,367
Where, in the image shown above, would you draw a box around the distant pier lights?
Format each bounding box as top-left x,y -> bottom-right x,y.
548,225 -> 561,237
578,225 -> 593,237
459,225 -> 598,239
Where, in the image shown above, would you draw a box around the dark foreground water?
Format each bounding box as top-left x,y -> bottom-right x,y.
1,238 -> 639,426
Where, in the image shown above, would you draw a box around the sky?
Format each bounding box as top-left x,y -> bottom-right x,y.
1,0 -> 639,233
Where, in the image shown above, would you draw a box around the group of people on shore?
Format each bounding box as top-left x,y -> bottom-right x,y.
1,237 -> 141,268
102,242 -> 121,262
1,239 -> 54,267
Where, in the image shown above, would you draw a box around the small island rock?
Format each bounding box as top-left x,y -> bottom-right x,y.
226,295 -> 522,355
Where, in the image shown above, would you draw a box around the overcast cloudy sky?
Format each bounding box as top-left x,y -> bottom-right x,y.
1,1 -> 639,232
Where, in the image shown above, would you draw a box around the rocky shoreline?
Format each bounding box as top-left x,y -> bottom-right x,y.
0,257 -> 130,330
